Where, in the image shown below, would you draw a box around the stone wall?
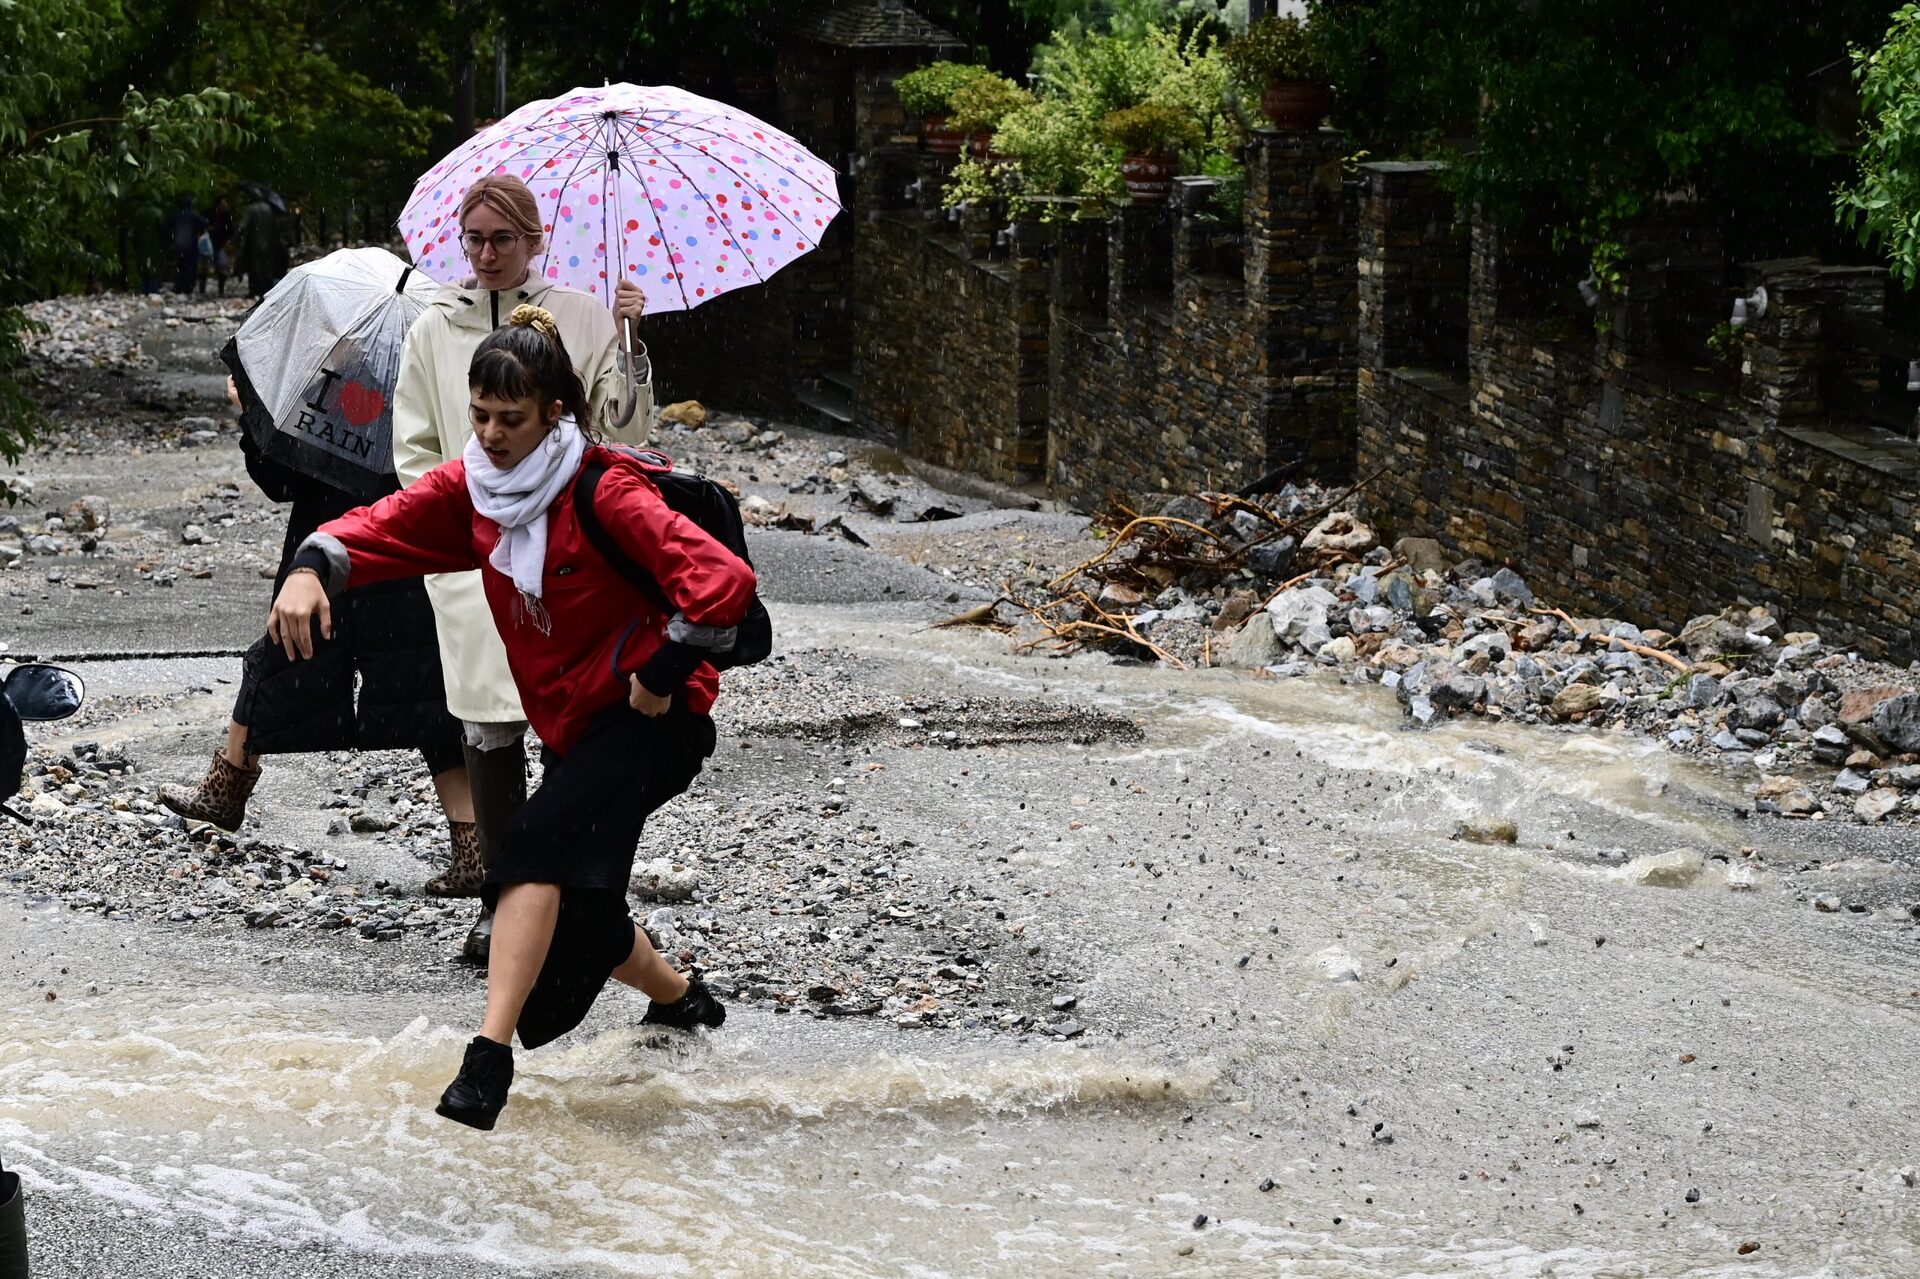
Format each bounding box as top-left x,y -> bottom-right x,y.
1049,187 -> 1263,507
1356,172 -> 1920,659
850,214 -> 1033,480
847,129 -> 1358,504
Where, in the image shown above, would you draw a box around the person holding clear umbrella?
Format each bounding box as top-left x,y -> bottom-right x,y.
392,173 -> 654,959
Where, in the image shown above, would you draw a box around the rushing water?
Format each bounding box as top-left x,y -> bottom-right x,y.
8,614 -> 1920,1275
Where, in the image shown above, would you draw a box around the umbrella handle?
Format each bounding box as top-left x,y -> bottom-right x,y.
610,317 -> 650,432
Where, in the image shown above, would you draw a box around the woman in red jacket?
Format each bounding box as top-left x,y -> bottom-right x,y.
267,305 -> 755,1131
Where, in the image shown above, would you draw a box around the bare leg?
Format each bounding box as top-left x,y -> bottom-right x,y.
430,765 -> 475,824
479,882 -> 561,1044
223,720 -> 254,769
610,923 -> 690,1003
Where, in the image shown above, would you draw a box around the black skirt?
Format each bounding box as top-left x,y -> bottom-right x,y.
483,700 -> 716,1050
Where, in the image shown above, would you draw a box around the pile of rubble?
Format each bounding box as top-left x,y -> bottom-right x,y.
989,485 -> 1920,827
1224,530 -> 1920,825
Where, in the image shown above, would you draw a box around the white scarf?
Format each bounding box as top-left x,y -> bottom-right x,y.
463,415 -> 587,628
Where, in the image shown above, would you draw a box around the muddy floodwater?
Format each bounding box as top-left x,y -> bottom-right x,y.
9,602 -> 1920,1277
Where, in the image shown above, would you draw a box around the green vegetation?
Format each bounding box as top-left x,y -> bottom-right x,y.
947,74 -> 1037,136
1222,15 -> 1328,89
1101,103 -> 1205,157
1838,5 -> 1920,288
895,62 -> 995,118
1,0 -> 250,465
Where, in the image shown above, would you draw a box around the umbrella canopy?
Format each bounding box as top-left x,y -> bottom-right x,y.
222,246 -> 439,501
398,84 -> 841,313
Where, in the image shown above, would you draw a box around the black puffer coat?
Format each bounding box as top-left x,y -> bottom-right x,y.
234,430 -> 462,760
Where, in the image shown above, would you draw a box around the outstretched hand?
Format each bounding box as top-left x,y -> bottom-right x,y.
267,569 -> 332,661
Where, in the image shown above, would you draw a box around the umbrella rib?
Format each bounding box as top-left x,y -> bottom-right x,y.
620,115 -> 838,268
636,111 -> 843,207
618,99 -> 823,176
603,115 -> 699,310
537,121 -> 616,289
608,113 -> 802,287
607,114 -> 768,285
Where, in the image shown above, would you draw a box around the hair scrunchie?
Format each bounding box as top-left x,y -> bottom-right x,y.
506,304 -> 561,343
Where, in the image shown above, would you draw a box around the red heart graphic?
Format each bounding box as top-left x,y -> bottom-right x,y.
338,380 -> 385,428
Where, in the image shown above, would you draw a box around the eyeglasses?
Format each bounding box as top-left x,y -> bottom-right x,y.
460,231 -> 529,256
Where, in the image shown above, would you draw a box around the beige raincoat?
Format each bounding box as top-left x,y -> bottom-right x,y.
391,278 -> 653,723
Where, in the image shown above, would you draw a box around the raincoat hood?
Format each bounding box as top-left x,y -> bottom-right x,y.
431,274 -> 573,333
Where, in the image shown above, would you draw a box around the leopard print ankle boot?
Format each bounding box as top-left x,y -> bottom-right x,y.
158,750 -> 262,831
424,820 -> 485,898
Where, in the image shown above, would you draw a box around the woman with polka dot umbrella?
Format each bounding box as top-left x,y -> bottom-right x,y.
400,83 -> 842,419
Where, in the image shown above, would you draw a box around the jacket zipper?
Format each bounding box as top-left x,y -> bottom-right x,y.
490,290 -> 499,329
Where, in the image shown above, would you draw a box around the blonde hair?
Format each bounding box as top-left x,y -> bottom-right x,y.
507,303 -> 560,341
459,175 -> 545,254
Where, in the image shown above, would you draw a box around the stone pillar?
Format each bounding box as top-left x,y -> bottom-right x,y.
1173,176 -> 1222,281
960,199 -> 1004,260
1008,217 -> 1057,479
915,152 -> 959,218
1051,211 -> 1110,320
1355,160 -> 1463,373
1739,258 -> 1888,432
1108,204 -> 1173,318
1248,128 -> 1356,474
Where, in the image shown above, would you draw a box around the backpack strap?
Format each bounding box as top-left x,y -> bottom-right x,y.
574,461 -> 673,616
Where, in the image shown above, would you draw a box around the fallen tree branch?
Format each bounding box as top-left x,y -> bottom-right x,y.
1530,606 -> 1691,673
1047,515 -> 1241,590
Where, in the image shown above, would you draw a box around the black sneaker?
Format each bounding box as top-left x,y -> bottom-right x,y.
435,1035 -> 514,1130
641,977 -> 727,1031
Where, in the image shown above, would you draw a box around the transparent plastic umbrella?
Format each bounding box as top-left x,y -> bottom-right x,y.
221,246 -> 439,500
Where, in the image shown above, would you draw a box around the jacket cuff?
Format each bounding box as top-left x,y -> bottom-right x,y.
667,611 -> 737,650
635,640 -> 706,698
292,531 -> 350,594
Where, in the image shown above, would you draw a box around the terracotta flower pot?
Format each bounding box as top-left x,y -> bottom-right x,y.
922,114 -> 964,156
1121,152 -> 1177,205
1261,81 -> 1332,131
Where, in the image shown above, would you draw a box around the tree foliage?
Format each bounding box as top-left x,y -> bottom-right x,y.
0,0 -> 249,462
1838,4 -> 1920,289
1316,0 -> 1888,269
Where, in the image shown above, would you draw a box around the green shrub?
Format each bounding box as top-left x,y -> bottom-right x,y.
1839,4 -> 1920,288
894,61 -> 994,118
1223,16 -> 1327,88
1101,102 -> 1204,157
993,98 -> 1122,203
947,73 -> 1035,135
941,155 -> 1012,208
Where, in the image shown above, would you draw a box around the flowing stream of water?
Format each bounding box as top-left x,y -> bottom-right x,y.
8,614 -> 1920,1276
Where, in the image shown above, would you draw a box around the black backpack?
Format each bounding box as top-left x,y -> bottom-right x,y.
573,446 -> 773,670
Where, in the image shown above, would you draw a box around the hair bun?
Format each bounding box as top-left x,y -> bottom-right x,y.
506,304 -> 560,342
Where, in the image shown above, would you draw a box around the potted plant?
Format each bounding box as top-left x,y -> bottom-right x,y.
896,61 -> 994,156
947,73 -> 1033,160
991,99 -> 1122,213
1101,103 -> 1204,204
1224,15 -> 1331,131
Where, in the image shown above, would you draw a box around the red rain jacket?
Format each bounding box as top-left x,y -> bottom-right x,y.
310,446 -> 756,756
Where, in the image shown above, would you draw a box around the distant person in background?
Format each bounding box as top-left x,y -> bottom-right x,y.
169,195 -> 208,296
205,196 -> 234,296
235,185 -> 287,297
131,194 -> 167,294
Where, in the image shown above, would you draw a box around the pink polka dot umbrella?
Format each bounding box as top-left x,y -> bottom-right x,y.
399,83 -> 843,313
